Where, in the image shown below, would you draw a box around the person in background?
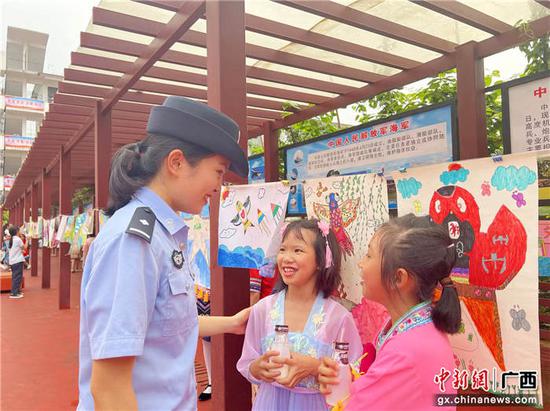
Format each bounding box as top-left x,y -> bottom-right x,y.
8,225 -> 25,299
19,232 -> 30,270
1,229 -> 11,269
81,233 -> 95,268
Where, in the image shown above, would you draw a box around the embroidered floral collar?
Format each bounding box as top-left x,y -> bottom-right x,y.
376,301 -> 432,351
268,290 -> 326,336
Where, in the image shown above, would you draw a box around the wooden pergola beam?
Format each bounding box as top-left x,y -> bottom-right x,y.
275,0 -> 457,53
56,85 -> 285,122
411,0 -> 513,35
139,0 -> 419,70
259,14 -> 550,134
62,67 -> 328,105
92,7 -> 383,83
244,13 -> 418,70
62,1 -> 206,155
72,51 -> 355,96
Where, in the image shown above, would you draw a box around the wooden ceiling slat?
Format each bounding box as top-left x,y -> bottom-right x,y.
72,51 -> 308,111
275,0 -> 456,53
63,67 -> 327,105
243,14 -> 418,70
92,7 -> 384,83
411,0 -> 513,35
72,50 -> 354,96
535,0 -> 550,9
140,0 -> 419,70
55,87 -> 283,122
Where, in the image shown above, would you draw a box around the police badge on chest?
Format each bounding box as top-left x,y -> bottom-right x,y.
172,250 -> 184,269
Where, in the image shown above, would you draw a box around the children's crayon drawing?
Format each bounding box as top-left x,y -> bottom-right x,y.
182,205 -> 211,315
218,182 -> 289,270
392,153 -> 541,404
539,220 -> 550,276
304,174 -> 389,304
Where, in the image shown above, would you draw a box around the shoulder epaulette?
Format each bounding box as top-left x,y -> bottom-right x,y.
125,207 -> 156,243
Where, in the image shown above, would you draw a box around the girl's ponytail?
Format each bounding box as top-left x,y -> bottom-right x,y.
376,214 -> 462,335
8,225 -> 18,249
104,142 -> 150,216
432,277 -> 461,334
104,135 -> 214,217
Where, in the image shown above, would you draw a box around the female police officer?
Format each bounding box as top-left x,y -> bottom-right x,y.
78,96 -> 251,410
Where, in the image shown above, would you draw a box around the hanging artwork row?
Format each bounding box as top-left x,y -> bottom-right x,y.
23,210 -> 95,250
392,153 -> 541,404
218,181 -> 289,272
303,173 -> 389,304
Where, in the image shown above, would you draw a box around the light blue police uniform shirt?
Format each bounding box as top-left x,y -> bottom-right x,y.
78,187 -> 199,411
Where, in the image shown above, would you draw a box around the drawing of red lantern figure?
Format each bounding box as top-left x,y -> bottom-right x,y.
429,164 -> 527,371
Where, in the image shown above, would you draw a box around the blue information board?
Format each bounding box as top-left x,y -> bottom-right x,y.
248,154 -> 265,183
284,103 -> 457,215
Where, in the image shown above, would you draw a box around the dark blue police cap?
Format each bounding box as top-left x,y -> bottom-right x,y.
147,96 -> 248,177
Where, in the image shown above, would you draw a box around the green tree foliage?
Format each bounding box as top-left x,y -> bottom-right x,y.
252,23 -> 547,175
517,20 -> 549,76
248,103 -> 342,178
72,186 -> 94,210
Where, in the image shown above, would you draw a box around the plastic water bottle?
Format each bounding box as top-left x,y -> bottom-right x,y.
325,342 -> 352,406
270,324 -> 290,379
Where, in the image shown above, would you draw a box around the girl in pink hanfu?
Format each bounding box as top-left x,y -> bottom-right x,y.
237,219 -> 362,411
320,214 -> 460,411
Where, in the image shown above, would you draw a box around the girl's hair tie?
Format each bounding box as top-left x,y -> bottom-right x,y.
439,276 -> 455,289
317,220 -> 333,269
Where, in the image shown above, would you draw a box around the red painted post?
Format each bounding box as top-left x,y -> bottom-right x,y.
31,181 -> 39,277
41,169 -> 52,289
59,148 -> 72,309
456,42 -> 488,160
19,200 -> 24,226
23,191 -> 29,227
263,122 -> 279,183
94,100 -> 112,234
206,1 -> 251,409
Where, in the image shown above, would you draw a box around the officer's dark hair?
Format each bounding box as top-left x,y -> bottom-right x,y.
105,134 -> 214,216
374,213 -> 461,334
8,225 -> 19,249
276,219 -> 342,298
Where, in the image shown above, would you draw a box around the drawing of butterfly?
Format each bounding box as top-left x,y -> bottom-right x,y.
510,305 -> 531,331
511,191 -> 526,208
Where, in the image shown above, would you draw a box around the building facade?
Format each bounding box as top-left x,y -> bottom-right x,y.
1,27 -> 62,204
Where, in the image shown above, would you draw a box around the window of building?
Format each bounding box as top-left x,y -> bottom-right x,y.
25,120 -> 37,137
26,45 -> 46,72
47,86 -> 57,103
6,42 -> 24,70
5,117 -> 23,135
25,83 -> 43,100
5,79 -> 23,97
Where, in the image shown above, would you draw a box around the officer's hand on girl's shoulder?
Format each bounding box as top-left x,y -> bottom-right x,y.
229,306 -> 251,335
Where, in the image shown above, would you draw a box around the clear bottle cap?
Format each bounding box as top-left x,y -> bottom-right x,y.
275,324 -> 289,333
